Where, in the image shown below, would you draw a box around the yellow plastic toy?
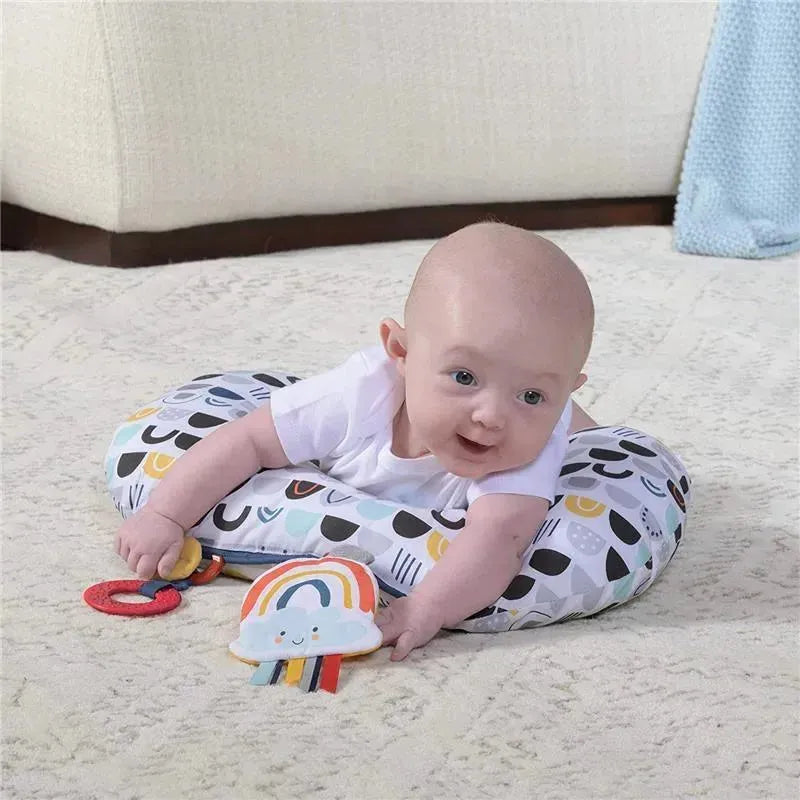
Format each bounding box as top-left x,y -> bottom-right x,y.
165,536 -> 203,580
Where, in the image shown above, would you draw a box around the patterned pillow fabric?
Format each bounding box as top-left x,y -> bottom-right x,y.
107,369 -> 691,633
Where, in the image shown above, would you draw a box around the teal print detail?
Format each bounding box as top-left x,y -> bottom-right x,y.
112,424 -> 142,448
665,504 -> 679,538
356,500 -> 395,520
636,542 -> 652,568
612,573 -> 635,603
285,509 -> 322,538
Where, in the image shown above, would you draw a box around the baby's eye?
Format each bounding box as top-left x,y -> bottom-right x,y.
519,390 -> 544,406
280,630 -> 286,636
451,370 -> 475,386
312,626 -> 319,632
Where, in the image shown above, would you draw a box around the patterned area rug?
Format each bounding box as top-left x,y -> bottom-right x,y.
2,226 -> 798,799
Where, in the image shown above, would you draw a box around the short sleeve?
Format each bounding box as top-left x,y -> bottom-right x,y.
269,346 -> 400,465
466,399 -> 572,505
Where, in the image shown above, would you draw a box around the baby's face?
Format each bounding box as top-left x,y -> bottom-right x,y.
397,308 -> 585,480
384,222 -> 592,480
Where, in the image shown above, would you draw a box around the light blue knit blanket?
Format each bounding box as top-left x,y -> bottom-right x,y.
674,0 -> 800,259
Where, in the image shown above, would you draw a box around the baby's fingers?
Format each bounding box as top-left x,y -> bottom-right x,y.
134,552 -> 158,580
157,540 -> 183,579
115,532 -> 129,560
390,631 -> 418,661
375,609 -> 402,646
126,547 -> 142,575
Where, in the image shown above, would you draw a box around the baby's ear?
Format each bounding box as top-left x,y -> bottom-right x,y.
379,318 -> 408,368
573,373 -> 588,392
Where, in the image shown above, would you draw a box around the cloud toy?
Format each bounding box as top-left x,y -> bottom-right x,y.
229,556 -> 382,692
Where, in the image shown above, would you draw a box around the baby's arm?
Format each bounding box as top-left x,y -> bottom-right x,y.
376,493 -> 549,660
115,403 -> 291,578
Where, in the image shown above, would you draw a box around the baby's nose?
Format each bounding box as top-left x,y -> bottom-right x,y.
471,400 -> 505,430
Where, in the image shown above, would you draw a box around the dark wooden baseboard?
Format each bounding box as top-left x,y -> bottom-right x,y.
1,196 -> 675,268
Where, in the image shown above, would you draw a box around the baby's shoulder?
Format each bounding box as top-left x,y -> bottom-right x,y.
339,345 -> 403,435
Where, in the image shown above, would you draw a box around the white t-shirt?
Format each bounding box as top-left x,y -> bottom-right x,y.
270,346 -> 571,510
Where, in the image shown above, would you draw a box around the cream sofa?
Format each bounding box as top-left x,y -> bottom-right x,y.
2,1 -> 716,241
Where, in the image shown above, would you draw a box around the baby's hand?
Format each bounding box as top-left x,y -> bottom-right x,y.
375,595 -> 445,661
114,508 -> 185,579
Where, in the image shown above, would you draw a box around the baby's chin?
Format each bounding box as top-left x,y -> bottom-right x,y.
433,451 -> 501,481
448,465 -> 490,480
435,447 -> 533,481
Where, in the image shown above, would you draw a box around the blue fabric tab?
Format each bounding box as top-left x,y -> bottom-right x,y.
139,579 -> 191,598
250,661 -> 277,686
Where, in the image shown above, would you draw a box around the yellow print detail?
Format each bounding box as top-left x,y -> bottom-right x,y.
565,496 -> 606,518
127,407 -> 159,421
426,531 -> 449,562
143,452 -> 176,479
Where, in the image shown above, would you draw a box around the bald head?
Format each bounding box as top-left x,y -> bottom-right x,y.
405,222 -> 594,367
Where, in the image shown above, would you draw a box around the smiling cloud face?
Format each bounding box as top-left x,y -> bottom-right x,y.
237,607 -> 311,653
231,605 -> 381,662
228,557 -> 384,664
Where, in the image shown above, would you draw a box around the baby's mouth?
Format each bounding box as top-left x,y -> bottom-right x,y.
456,434 -> 491,455
291,637 -> 305,645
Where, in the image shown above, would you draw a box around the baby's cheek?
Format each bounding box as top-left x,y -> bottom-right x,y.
311,634 -> 319,641
274,636 -> 283,644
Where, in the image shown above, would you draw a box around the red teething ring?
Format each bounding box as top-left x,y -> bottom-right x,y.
189,555 -> 225,586
83,580 -> 182,616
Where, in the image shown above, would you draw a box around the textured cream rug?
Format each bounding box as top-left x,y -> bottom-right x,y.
2,226 -> 798,799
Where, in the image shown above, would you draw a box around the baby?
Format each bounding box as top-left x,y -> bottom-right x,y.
115,222 -> 597,660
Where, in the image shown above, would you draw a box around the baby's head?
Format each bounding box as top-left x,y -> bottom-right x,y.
380,222 -> 594,480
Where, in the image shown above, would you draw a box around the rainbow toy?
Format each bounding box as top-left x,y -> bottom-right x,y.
229,556 -> 383,693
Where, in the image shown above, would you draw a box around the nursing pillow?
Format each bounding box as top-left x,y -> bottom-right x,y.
106,368 -> 691,633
